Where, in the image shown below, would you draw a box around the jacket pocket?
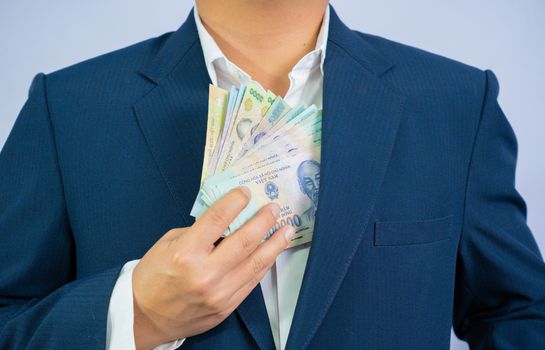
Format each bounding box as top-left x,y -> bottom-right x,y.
374,215 -> 453,246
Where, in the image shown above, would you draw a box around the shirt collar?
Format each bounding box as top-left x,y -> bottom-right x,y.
193,4 -> 329,86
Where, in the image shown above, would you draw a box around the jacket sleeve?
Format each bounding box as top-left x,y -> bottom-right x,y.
0,73 -> 122,349
453,70 -> 545,348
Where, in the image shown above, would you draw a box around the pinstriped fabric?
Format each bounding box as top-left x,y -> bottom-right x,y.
0,6 -> 544,350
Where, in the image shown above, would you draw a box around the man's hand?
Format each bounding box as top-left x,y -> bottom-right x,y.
132,187 -> 294,349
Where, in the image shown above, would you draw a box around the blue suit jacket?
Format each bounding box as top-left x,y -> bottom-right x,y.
1,7 -> 544,349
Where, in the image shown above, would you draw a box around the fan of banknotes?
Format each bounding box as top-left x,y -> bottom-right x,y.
190,81 -> 322,248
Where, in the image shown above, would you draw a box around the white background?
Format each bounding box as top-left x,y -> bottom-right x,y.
1,1 -> 544,348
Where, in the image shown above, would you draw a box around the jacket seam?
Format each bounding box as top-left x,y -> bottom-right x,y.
41,74 -> 74,243
457,69 -> 491,310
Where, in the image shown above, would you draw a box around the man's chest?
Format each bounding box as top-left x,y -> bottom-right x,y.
54,94 -> 468,278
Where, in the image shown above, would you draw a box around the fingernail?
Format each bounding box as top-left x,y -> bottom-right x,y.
284,225 -> 295,242
238,186 -> 251,198
270,203 -> 281,218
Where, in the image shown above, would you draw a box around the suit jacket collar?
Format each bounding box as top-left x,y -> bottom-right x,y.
327,8 -> 394,77
135,6 -> 405,350
139,6 -> 394,84
139,10 -> 200,84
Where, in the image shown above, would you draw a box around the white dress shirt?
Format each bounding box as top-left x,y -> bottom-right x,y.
106,5 -> 329,350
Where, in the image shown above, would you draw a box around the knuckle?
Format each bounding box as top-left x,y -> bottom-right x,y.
214,309 -> 231,322
251,255 -> 266,275
205,291 -> 226,312
248,275 -> 259,288
164,228 -> 177,238
238,233 -> 255,253
160,227 -> 185,243
171,251 -> 192,269
170,227 -> 185,236
207,208 -> 230,228
193,274 -> 214,295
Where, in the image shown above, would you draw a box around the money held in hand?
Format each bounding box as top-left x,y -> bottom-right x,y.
191,82 -> 322,248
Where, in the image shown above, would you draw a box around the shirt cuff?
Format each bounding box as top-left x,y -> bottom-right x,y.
106,259 -> 185,350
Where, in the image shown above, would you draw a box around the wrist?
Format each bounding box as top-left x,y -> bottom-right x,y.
133,295 -> 170,350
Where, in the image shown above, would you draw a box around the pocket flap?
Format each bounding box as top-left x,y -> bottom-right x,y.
374,215 -> 453,246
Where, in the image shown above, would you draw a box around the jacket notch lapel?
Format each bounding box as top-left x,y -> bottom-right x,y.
285,8 -> 407,349
133,10 -> 275,349
134,42 -> 210,226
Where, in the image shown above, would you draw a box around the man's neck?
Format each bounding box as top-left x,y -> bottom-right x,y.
195,0 -> 329,96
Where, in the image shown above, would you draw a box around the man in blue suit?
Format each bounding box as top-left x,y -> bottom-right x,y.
1,1 -> 545,349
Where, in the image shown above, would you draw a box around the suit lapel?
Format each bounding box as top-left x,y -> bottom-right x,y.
236,285 -> 276,350
135,11 -> 209,226
134,10 -> 275,350
134,47 -> 209,226
285,8 -> 407,350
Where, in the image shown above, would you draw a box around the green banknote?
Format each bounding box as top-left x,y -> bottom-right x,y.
201,85 -> 228,183
192,81 -> 321,248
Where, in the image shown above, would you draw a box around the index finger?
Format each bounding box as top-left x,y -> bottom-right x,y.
191,187 -> 251,246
